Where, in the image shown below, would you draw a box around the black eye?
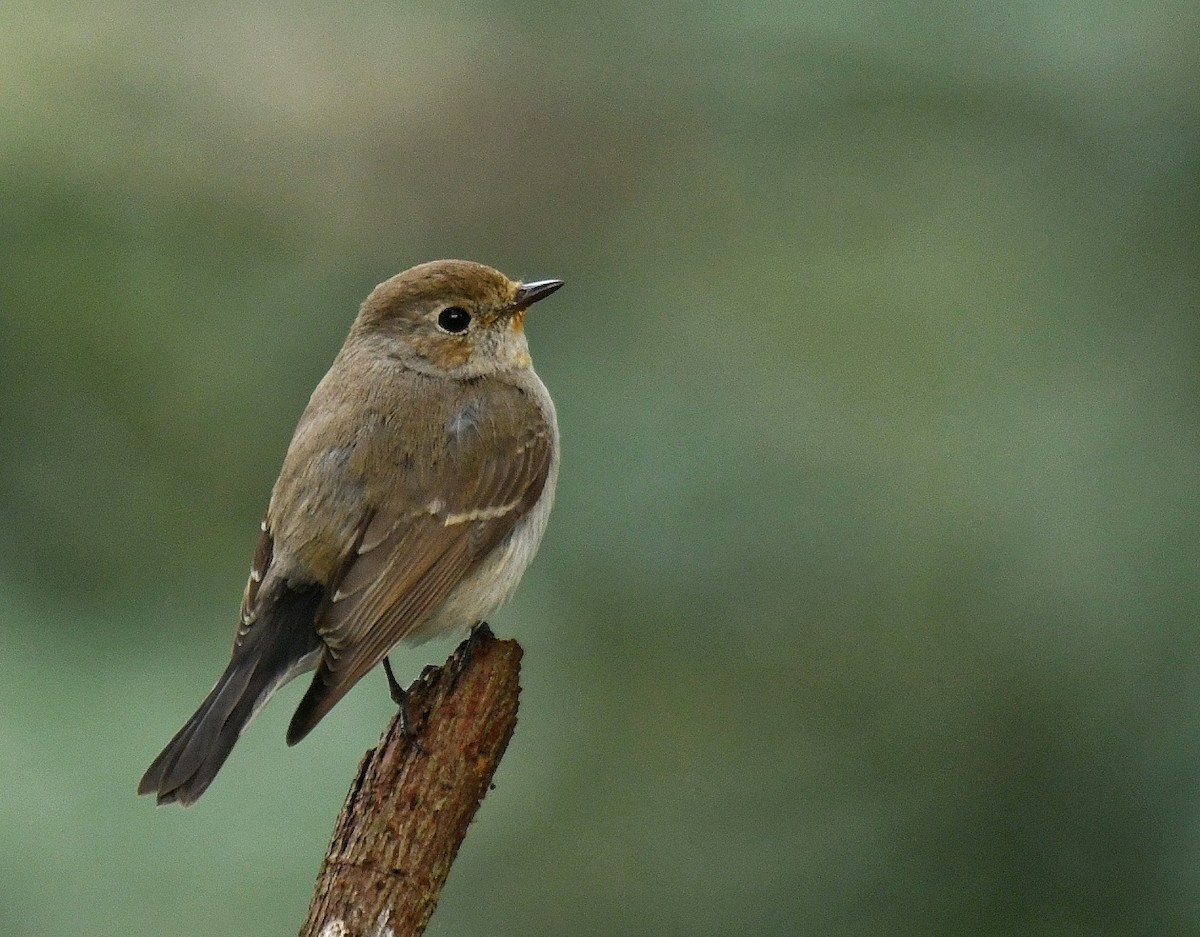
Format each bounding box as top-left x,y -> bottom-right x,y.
437,306 -> 471,333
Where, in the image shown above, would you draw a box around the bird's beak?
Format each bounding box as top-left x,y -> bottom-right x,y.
511,279 -> 564,311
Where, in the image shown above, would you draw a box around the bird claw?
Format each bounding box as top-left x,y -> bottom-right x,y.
383,656 -> 426,753
457,621 -> 490,674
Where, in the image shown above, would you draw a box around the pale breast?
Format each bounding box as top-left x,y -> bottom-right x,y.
404,367 -> 559,642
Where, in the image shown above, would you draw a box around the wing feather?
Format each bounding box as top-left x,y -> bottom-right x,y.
286,382 -> 553,741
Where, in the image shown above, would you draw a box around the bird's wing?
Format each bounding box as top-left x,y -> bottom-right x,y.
234,521 -> 275,649
286,385 -> 553,742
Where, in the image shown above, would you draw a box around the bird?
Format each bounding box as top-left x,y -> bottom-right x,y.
138,259 -> 562,805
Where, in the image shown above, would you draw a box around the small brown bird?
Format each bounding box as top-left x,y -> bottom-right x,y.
139,260 -> 562,805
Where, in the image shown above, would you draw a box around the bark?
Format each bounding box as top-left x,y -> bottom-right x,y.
299,625 -> 522,937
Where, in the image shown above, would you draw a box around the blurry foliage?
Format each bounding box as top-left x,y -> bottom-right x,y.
1,1 -> 1199,935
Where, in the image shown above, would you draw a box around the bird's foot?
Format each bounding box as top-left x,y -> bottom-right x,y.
383,656 -> 426,753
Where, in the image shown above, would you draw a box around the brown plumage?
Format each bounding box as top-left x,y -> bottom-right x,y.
139,260 -> 562,805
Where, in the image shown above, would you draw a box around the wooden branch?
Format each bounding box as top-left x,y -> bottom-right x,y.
299,625 -> 523,937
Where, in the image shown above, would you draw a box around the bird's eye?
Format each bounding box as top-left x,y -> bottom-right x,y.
437,307 -> 471,333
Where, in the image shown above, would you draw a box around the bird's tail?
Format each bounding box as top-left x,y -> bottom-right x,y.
138,587 -> 324,806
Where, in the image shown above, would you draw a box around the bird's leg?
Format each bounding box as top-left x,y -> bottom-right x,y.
457,620 -> 491,674
447,621 -> 492,692
383,656 -> 425,752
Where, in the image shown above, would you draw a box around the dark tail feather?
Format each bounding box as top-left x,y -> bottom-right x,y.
137,655 -> 263,805
138,584 -> 324,806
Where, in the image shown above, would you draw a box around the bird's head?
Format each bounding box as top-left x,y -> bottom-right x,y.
353,259 -> 563,379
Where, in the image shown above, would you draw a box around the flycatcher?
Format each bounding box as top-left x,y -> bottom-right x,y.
139,259 -> 562,805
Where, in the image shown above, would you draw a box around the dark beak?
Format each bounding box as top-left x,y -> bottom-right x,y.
512,279 -> 564,310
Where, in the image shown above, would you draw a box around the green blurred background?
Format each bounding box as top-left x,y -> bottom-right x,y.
2,1 -> 1198,934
